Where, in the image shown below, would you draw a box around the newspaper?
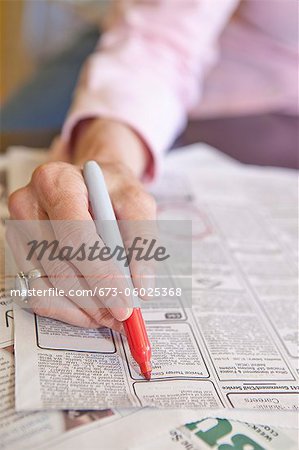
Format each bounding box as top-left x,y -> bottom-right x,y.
5,145 -> 299,429
2,343 -> 297,450
0,345 -> 139,450
133,416 -> 299,450
40,409 -> 299,450
1,341 -> 297,450
3,146 -> 291,450
0,298 -> 13,349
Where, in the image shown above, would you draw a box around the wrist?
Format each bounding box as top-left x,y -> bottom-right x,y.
71,118 -> 151,178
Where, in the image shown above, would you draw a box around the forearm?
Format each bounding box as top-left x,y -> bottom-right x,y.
71,118 -> 151,179
62,0 -> 239,172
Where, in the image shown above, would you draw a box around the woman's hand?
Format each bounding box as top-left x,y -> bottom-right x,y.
8,119 -> 156,332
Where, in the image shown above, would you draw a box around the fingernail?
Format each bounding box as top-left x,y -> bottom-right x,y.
104,295 -> 133,321
111,307 -> 132,321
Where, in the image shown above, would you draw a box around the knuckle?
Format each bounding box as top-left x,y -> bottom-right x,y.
129,187 -> 154,209
125,184 -> 142,201
124,183 -> 142,199
131,190 -> 156,218
47,261 -> 79,293
31,162 -> 86,211
31,163 -> 57,203
48,260 -> 69,281
117,185 -> 156,219
141,192 -> 156,215
87,268 -> 113,291
8,188 -> 27,218
55,221 -> 82,247
31,163 -> 55,187
31,162 -> 71,203
92,309 -> 106,324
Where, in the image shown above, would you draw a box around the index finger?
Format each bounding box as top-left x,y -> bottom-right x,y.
31,163 -> 133,320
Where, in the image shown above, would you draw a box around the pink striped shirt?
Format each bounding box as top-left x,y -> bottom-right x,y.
62,0 -> 298,169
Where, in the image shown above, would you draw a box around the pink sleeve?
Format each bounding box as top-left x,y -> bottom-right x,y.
62,0 -> 238,177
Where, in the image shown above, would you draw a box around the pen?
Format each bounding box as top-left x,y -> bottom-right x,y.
83,161 -> 152,380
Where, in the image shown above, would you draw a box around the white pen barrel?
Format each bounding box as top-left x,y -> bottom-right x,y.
83,161 -> 139,306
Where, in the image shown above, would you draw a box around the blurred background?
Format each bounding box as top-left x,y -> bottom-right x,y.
0,1 -> 298,167
0,0 -> 86,104
0,0 -> 105,103
0,0 -> 108,148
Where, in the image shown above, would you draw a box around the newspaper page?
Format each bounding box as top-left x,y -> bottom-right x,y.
133,416 -> 299,450
8,146 -> 299,427
2,315 -> 295,449
42,409 -> 299,450
0,345 -> 136,450
0,295 -> 13,349
3,348 -> 296,450
0,336 -> 297,449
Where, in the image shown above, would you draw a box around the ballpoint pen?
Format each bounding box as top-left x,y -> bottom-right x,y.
83,161 -> 152,380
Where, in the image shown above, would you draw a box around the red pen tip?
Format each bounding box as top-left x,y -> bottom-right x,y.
139,361 -> 152,380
